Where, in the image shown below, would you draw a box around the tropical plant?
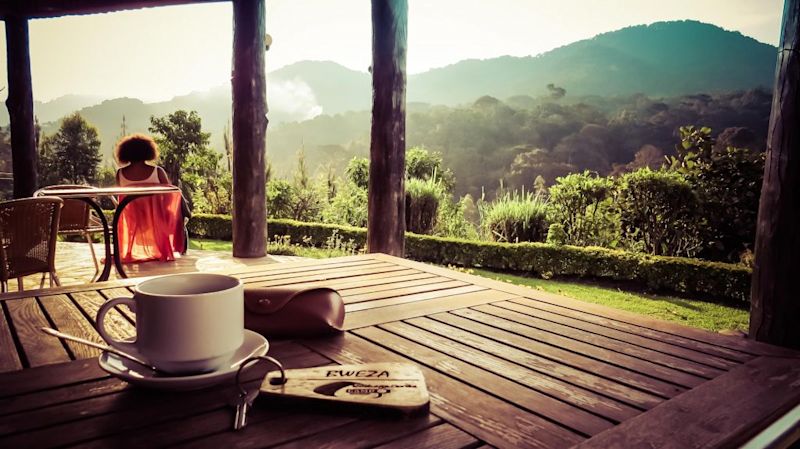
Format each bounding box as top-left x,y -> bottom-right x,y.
547,171 -> 619,247
616,168 -> 702,257
480,188 -> 549,243
406,177 -> 442,235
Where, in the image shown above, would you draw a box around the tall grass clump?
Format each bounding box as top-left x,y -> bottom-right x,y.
480,189 -> 549,242
406,177 -> 443,234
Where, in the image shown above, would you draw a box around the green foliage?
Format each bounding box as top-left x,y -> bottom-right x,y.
405,177 -> 442,235
616,168 -> 702,257
547,171 -> 619,247
345,157 -> 369,189
38,113 -> 102,186
148,110 -> 231,214
185,214 -> 751,304
435,194 -> 479,240
322,181 -> 368,227
267,179 -> 297,219
480,189 -> 549,243
670,126 -> 765,261
405,147 -> 455,192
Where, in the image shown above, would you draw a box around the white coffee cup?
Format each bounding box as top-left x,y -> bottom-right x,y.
95,273 -> 244,375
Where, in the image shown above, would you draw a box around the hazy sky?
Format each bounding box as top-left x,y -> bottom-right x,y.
0,0 -> 785,102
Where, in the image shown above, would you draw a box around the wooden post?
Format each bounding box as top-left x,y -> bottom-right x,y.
231,0 -> 267,257
5,16 -> 37,198
749,0 -> 800,348
367,0 -> 408,256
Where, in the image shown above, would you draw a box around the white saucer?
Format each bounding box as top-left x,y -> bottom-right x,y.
98,329 -> 269,391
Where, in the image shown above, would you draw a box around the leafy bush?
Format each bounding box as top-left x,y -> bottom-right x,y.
480,189 -> 549,243
322,181 -> 368,227
345,157 -> 369,189
405,177 -> 442,234
616,168 -> 702,257
185,214 -> 751,304
267,179 -> 296,219
405,147 -> 455,192
547,171 -> 619,247
670,126 -> 765,262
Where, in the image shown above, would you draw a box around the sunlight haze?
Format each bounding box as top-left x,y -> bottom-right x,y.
0,0 -> 784,102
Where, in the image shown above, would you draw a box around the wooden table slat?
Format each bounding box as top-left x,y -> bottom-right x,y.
69,291 -> 136,341
345,285 -> 487,312
575,356 -> 800,449
507,298 -> 746,367
431,310 -> 704,390
372,422 -> 480,449
0,303 -> 22,372
356,325 -> 620,434
4,297 -> 71,368
450,307 -> 717,384
305,332 -> 585,449
381,320 -> 655,415
37,294 -> 103,360
344,280 -> 470,304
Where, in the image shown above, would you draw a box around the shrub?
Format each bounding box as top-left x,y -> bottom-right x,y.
480,189 -> 548,243
322,181 -> 368,227
616,168 -> 702,257
547,171 -> 619,247
267,179 -> 296,219
185,214 -> 751,304
405,177 -> 442,234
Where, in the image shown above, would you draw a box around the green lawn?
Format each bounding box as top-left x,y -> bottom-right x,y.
188,238 -> 749,333
466,268 -> 749,333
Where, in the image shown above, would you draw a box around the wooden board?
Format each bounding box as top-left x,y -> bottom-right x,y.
576,356 -> 800,449
0,303 -> 22,372
37,294 -> 103,359
4,297 -> 70,367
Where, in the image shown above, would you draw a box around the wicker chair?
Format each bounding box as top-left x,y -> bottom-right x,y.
0,197 -> 63,292
44,185 -> 105,276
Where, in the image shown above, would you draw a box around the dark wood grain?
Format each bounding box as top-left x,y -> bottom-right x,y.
345,280 -> 469,304
381,320 -> 650,417
750,0 -> 800,349
343,290 -> 517,330
70,291 -> 135,341
367,0 -> 408,256
4,297 -> 70,367
4,15 -> 37,197
575,356 -> 800,449
372,422 -> 479,449
231,0 -> 267,257
0,303 -> 22,372
356,325 -> 618,435
507,297 -> 744,368
345,285 -> 486,312
305,332 -> 584,449
245,263 -> 406,286
431,310 -> 703,391
0,358 -> 102,398
268,414 -> 441,449
37,294 -> 103,359
460,305 -> 726,381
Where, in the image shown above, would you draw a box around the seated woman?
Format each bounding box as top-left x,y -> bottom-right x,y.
115,134 -> 185,263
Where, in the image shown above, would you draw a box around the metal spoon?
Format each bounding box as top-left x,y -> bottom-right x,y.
40,327 -> 164,373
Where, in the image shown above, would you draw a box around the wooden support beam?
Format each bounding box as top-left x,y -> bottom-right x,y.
231,0 -> 267,257
749,0 -> 800,348
0,0 -> 228,20
4,16 -> 37,198
367,0 -> 408,257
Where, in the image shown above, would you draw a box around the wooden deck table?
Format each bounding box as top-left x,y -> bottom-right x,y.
0,254 -> 799,448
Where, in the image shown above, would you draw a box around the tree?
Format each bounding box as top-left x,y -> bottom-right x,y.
149,110 -> 211,187
38,113 -> 102,185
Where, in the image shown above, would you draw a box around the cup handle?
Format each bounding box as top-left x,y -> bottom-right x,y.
96,297 -> 138,354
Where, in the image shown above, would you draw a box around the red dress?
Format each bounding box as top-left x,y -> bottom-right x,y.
117,168 -> 185,263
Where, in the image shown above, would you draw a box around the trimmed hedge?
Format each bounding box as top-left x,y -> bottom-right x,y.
187,213 -> 751,305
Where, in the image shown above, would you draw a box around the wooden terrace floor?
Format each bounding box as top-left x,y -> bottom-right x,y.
9,241 -> 303,292
0,254 -> 799,448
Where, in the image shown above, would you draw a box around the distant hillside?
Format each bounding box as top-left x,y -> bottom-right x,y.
10,20 -> 778,162
408,20 -> 776,104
